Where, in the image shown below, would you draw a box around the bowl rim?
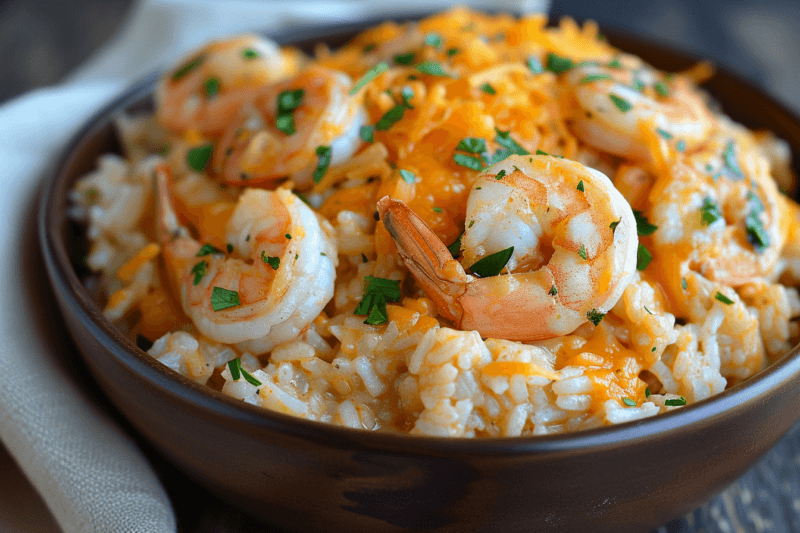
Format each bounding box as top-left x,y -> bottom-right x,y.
39,16 -> 800,457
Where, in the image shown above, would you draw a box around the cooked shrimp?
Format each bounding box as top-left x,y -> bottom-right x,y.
648,119 -> 784,293
378,154 -> 638,340
562,54 -> 716,161
213,65 -> 367,189
156,34 -> 301,136
155,165 -> 337,353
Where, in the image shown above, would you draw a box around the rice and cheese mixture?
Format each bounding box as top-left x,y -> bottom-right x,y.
70,8 -> 800,437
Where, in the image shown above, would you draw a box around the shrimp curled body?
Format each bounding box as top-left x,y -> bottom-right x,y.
378,154 -> 638,341
156,166 -> 337,353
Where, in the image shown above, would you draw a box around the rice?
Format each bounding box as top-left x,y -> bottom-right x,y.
69,7 -> 800,438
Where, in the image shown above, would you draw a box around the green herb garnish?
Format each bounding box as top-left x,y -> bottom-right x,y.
360,125 -> 375,143
607,57 -> 622,68
456,137 -> 487,154
393,52 -> 415,65
665,397 -> 687,406
469,246 -> 514,277
242,48 -> 259,60
495,169 -> 506,180
261,251 -> 280,270
211,287 -> 240,311
609,219 -> 621,233
654,81 -> 669,97
587,309 -> 605,326
723,141 -> 743,179
354,276 -> 401,325
622,398 -> 636,406
313,145 -> 331,183
453,153 -> 484,171
745,192 -> 770,251
203,77 -> 220,99
191,261 -> 207,285
609,94 -> 632,112
447,47 -> 460,56
645,387 -> 651,398
447,232 -> 463,258
715,291 -> 734,305
425,33 -> 442,47
433,207 -> 443,213
637,244 -> 652,270
196,243 -> 222,257
350,62 -> 389,95
578,244 -> 588,260
416,61 -> 450,77
171,55 -> 204,81
527,56 -> 544,73
577,180 -> 585,192
580,73 -> 612,84
656,128 -> 673,140
376,105 -> 406,130
546,53 -> 574,73
700,197 -> 722,226
227,358 -> 262,386
681,278 -> 688,290
549,285 -> 558,296
495,128 -> 529,155
480,83 -> 497,95
187,143 -> 213,171
398,169 -> 416,184
633,210 -> 658,235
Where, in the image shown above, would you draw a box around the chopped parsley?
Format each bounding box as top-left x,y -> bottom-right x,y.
495,169 -> 506,180
354,276 -> 401,325
447,232 -> 463,258
196,243 -> 222,257
456,137 -> 487,154
723,141 -> 743,179
714,291 -> 734,305
480,83 -> 497,95
607,57 -> 622,69
631,79 -> 644,92
609,219 -> 621,233
362,44 -> 376,53
203,77 -> 220,99
227,358 -> 262,386
578,244 -> 588,260
171,55 -> 204,81
580,73 -> 612,84
393,52 -> 415,65
546,53 -> 574,73
361,253 -> 368,263
401,87 -> 414,107
644,305 -> 654,315
645,387 -> 651,398
681,278 -> 688,290
468,220 -> 475,228
586,309 -> 605,326
665,397 -> 687,406
495,128 -> 529,156
654,81 -> 669,97
285,233 -> 292,240
226,243 -> 234,253
399,169 -> 417,184
633,210 -> 658,235
549,285 -> 558,296
609,94 -> 632,112
360,125 -> 375,143
416,61 -> 450,77
425,33 -> 442,47
191,261 -> 207,285
376,105 -> 407,130
577,180 -> 585,192
242,48 -> 260,60
637,244 -> 652,270
447,47 -> 460,56
187,143 -> 213,172
261,251 -> 280,270
211,287 -> 240,311
349,62 -> 389,94
527,56 -> 544,73
745,192 -> 770,251
676,140 -> 686,152
276,89 -> 304,135
622,398 -> 636,406
453,153 -> 484,171
469,246 -> 514,277
700,197 -> 722,226
657,128 -> 673,140
312,145 -> 331,183
433,207 -> 443,213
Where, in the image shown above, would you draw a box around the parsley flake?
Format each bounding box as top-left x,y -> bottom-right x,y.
196,243 -> 222,257
350,62 -> 389,94
607,57 -> 622,69
700,197 -> 722,226
665,397 -> 687,406
495,128 -> 529,156
242,48 -> 259,60
546,53 -> 574,73
203,77 -> 220,99
622,398 -> 636,406
745,192 -> 770,251
393,52 -> 415,65
171,55 -> 204,81
527,56 -> 544,73
676,139 -> 686,152
644,305 -> 654,315
715,291 -> 734,305
187,143 -> 213,172
456,137 -> 487,154
447,47 -> 460,56
469,246 -> 514,277
191,261 -> 207,285
285,233 -> 292,240
399,169 -> 417,184
681,278 -> 688,290
275,89 -> 304,135
433,207 -> 443,213
580,74 -> 612,84
495,169 -> 506,180
633,210 -> 658,235
609,94 -> 632,112
578,244 -> 588,260
453,153 -> 484,171
447,233 -> 463,258
416,61 -> 450,77
228,358 -> 262,386
723,141 -> 743,179
360,125 -> 375,143
261,251 -> 280,270
211,287 -> 240,311
376,105 -> 406,130
645,388 -> 651,398
637,244 -> 652,270
425,33 -> 442,48
586,309 -> 605,326
480,83 -> 497,95
654,81 -> 670,97
313,145 -> 331,183
656,128 -> 673,140
610,219 -> 621,233
549,285 -> 558,296
354,276 -> 401,325
577,180 -> 585,192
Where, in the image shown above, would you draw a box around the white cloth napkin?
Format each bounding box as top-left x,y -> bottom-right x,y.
0,1 -> 546,532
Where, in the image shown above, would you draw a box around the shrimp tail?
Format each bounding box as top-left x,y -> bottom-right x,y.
377,196 -> 467,323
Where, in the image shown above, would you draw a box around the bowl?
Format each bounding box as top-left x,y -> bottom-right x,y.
40,18 -> 800,533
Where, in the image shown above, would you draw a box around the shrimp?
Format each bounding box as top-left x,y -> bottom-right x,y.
213,65 -> 367,189
647,118 -> 784,294
155,165 -> 338,354
562,54 -> 716,161
156,34 -> 301,136
378,154 -> 638,341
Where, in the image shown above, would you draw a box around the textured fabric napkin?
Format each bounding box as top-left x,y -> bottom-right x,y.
0,1 -> 545,531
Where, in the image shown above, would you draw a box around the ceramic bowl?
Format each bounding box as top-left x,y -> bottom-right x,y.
40,19 -> 800,532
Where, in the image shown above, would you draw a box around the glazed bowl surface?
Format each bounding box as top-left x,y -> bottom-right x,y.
40,18 -> 800,533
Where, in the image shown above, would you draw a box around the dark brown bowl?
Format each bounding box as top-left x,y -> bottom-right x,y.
40,19 -> 800,533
